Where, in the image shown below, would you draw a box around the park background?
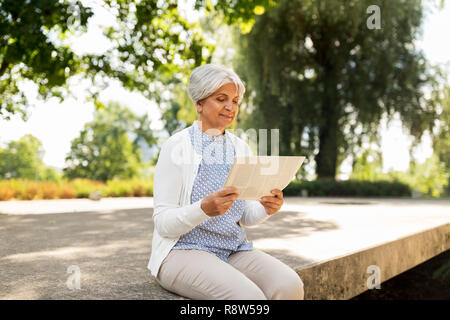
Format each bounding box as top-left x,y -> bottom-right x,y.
0,0 -> 449,201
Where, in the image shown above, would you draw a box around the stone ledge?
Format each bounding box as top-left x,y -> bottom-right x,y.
296,223 -> 449,299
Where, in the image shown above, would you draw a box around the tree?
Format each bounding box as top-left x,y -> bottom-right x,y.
63,102 -> 155,181
0,0 -> 93,119
235,0 -> 441,180
1,0 -> 277,129
0,0 -> 213,119
406,153 -> 448,197
430,86 -> 450,195
350,148 -> 384,182
0,134 -> 45,179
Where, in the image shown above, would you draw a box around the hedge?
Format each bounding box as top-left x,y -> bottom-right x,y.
0,178 -> 153,201
284,178 -> 411,197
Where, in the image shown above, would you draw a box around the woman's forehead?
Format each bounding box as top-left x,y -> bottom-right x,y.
214,83 -> 239,97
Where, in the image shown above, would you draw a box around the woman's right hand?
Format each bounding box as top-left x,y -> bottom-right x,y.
201,186 -> 240,217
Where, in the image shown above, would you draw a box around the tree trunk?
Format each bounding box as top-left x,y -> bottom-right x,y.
316,67 -> 339,179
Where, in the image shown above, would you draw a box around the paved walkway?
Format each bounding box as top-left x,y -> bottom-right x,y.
0,197 -> 449,299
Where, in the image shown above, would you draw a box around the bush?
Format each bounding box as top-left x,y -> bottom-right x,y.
0,176 -> 153,201
284,178 -> 411,197
102,178 -> 153,197
58,183 -> 76,199
0,181 -> 16,200
129,178 -> 153,197
22,182 -> 40,200
41,181 -> 59,199
104,179 -> 133,197
71,178 -> 103,198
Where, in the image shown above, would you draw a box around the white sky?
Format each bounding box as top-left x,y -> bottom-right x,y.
0,2 -> 449,178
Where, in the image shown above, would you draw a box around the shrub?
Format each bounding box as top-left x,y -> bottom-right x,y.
104,179 -> 133,197
284,178 -> 411,197
41,181 -> 59,199
0,178 -> 155,201
71,178 -> 104,198
58,183 -> 76,199
130,178 -> 153,197
0,181 -> 16,200
22,182 -> 40,200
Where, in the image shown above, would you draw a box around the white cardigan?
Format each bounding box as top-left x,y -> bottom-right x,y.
147,120 -> 271,277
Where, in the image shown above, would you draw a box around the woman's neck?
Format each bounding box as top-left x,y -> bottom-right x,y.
195,120 -> 225,136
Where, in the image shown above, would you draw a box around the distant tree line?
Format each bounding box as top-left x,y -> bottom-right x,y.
0,102 -> 157,182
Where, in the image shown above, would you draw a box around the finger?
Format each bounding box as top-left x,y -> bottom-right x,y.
271,189 -> 283,199
218,186 -> 238,196
223,193 -> 239,201
260,203 -> 279,214
260,196 -> 282,205
221,198 -> 236,207
222,200 -> 234,207
260,200 -> 280,209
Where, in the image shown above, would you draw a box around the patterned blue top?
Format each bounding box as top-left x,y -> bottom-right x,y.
171,122 -> 253,261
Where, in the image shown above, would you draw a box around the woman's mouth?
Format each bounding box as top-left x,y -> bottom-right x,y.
220,114 -> 233,120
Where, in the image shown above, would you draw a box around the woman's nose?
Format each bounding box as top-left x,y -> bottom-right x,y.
225,102 -> 233,110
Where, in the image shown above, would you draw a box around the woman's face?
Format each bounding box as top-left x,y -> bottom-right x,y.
196,82 -> 240,135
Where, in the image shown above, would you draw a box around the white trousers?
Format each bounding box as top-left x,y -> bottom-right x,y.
156,248 -> 305,300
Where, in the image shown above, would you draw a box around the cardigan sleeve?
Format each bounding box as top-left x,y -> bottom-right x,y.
240,200 -> 271,227
152,137 -> 209,239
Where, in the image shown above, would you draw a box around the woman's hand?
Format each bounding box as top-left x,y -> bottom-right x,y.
201,186 -> 239,217
259,189 -> 284,215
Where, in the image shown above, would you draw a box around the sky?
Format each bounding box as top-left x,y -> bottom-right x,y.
0,1 -> 449,180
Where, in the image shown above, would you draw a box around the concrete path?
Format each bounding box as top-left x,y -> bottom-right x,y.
0,197 -> 154,215
0,197 -> 449,299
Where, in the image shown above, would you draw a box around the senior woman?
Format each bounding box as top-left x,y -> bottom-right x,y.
147,64 -> 304,300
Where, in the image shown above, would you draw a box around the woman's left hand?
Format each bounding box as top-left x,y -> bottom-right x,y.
259,189 -> 284,215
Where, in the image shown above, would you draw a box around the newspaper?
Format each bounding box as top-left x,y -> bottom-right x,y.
223,156 -> 306,200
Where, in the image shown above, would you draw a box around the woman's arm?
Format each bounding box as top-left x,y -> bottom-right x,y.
240,200 -> 271,227
152,138 -> 209,239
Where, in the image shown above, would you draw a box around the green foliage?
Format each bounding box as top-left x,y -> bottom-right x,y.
0,179 -> 72,200
195,0 -> 279,34
63,102 -> 153,182
0,0 -> 93,119
160,84 -> 198,135
104,178 -> 153,197
0,178 -> 153,201
236,0 -> 442,180
40,167 -> 62,182
431,86 -> 450,195
349,148 -> 449,197
403,154 -> 448,197
284,178 -> 411,197
0,0 -> 214,119
70,178 -> 103,198
350,148 -> 384,182
0,134 -> 44,179
85,0 -> 214,104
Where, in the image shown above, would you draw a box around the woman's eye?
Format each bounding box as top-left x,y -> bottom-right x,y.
217,98 -> 225,102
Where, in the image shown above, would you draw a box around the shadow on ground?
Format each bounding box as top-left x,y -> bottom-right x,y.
0,207 -> 335,299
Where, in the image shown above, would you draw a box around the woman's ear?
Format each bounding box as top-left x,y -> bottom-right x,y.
196,101 -> 203,113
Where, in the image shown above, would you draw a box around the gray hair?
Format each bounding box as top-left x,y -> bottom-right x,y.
187,64 -> 246,105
